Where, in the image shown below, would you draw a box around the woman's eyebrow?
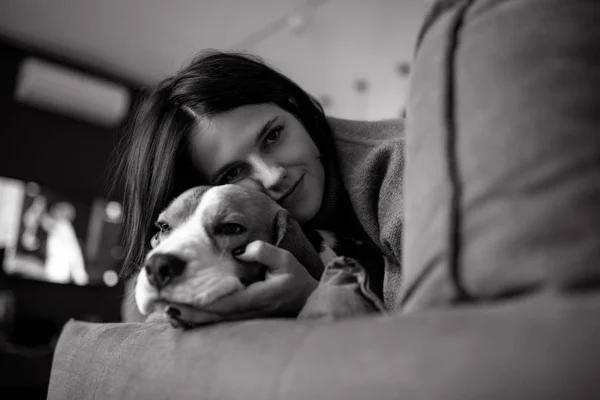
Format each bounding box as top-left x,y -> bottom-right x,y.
211,116 -> 280,182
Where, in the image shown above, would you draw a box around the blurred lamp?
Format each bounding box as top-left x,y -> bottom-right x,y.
14,57 -> 130,128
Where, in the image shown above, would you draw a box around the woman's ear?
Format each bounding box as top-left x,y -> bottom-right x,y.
272,209 -> 324,280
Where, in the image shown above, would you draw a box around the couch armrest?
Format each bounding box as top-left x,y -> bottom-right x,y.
48,292 -> 600,400
404,0 -> 600,309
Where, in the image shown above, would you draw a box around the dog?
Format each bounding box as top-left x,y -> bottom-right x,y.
134,184 -> 385,327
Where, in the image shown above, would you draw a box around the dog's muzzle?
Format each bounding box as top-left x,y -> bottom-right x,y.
144,253 -> 186,290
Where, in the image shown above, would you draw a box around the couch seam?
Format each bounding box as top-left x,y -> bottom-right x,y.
442,0 -> 476,303
402,0 -> 476,307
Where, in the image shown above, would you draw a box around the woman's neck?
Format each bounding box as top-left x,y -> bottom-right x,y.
308,158 -> 362,238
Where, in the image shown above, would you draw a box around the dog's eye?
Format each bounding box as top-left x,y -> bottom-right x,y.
214,223 -> 246,236
155,221 -> 171,234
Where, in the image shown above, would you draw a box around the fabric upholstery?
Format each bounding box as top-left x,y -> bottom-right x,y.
48,292 -> 600,400
403,0 -> 600,310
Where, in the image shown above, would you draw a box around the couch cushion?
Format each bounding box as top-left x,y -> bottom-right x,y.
48,292 -> 600,400
402,0 -> 600,309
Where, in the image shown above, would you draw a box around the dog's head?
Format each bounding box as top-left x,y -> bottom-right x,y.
135,184 -> 325,316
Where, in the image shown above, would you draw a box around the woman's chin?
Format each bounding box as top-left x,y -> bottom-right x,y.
288,202 -> 320,224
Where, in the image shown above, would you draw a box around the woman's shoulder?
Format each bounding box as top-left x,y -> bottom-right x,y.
325,116 -> 405,177
326,117 -> 405,146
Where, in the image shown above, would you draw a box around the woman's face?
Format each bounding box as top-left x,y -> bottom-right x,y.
187,103 -> 325,223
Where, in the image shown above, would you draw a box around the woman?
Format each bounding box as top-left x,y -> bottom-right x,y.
116,50 -> 404,322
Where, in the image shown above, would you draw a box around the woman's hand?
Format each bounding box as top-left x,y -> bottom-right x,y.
165,240 -> 319,327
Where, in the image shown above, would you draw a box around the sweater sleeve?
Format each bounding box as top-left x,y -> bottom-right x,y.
376,130 -> 404,309
329,118 -> 405,309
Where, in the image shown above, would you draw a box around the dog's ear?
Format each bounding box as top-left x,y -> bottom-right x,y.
273,209 -> 324,280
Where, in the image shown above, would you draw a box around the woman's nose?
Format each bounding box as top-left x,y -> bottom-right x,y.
250,156 -> 286,190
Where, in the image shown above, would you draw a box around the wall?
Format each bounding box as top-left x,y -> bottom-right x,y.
0,41 -> 134,200
0,0 -> 426,122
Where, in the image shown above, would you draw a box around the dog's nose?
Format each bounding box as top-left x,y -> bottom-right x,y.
144,253 -> 186,289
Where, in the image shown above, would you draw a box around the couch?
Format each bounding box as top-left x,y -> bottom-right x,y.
47,0 -> 600,398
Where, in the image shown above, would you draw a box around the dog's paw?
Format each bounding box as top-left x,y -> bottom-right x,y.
164,304 -> 227,328
165,306 -> 201,330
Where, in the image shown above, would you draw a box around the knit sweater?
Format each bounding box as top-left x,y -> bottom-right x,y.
311,117 -> 405,309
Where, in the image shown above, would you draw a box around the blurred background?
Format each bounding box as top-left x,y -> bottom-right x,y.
0,0 -> 426,396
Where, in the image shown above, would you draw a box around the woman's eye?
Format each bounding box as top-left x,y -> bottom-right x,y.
214,222 -> 247,236
222,165 -> 245,183
263,127 -> 283,148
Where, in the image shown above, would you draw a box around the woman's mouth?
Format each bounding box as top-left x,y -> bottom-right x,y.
277,176 -> 304,204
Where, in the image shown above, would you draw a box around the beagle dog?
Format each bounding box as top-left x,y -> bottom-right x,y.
134,184 -> 385,326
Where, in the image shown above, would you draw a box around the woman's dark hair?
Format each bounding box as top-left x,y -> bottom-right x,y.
114,50 -> 333,279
